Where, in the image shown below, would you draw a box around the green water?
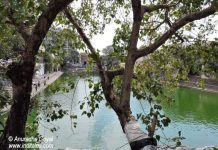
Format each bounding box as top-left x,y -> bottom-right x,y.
36,77 -> 218,149
164,88 -> 218,125
158,88 -> 218,147
1,76 -> 218,149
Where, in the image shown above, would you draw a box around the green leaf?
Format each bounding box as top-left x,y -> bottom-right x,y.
87,113 -> 91,118
178,131 -> 181,137
155,135 -> 160,141
176,141 -> 182,147
80,104 -> 84,110
70,115 -> 77,119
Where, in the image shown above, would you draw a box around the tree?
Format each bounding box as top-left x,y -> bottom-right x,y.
102,45 -> 114,56
63,40 -> 80,65
179,41 -> 218,78
0,0 -> 217,149
64,0 -> 218,149
0,0 -> 73,149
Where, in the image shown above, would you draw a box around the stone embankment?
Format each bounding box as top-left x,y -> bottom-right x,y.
180,76 -> 218,94
0,71 -> 63,113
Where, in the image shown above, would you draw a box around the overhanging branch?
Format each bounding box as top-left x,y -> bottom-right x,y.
64,8 -> 122,111
64,8 -> 103,71
107,68 -> 137,80
27,0 -> 73,57
164,8 -> 185,43
107,68 -> 125,80
135,6 -> 217,59
64,9 -> 95,53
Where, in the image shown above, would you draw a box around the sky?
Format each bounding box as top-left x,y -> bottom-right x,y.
70,0 -> 218,52
90,14 -> 218,51
91,23 -> 116,51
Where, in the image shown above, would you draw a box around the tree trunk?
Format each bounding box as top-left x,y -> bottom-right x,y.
112,53 -> 157,149
116,103 -> 157,150
0,1 -> 73,149
0,62 -> 34,150
124,119 -> 157,150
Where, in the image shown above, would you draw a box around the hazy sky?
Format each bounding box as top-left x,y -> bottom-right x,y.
91,23 -> 116,50
90,15 -> 218,51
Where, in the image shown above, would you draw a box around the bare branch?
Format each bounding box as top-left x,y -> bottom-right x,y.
64,8 -> 122,112
135,6 -> 217,59
164,9 -> 185,42
149,20 -> 165,32
64,8 -> 103,71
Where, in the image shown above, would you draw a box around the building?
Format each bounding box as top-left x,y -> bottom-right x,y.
80,52 -> 89,67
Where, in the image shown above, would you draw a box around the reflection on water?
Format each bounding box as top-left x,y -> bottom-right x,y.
38,78 -> 129,150
38,77 -> 218,149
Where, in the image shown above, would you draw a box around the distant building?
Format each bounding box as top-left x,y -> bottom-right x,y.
101,45 -> 122,70
101,56 -> 120,71
80,53 -> 89,67
35,56 -> 45,76
64,40 -> 80,64
35,46 -> 46,76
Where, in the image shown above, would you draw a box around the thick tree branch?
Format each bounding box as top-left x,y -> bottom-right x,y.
107,68 -> 125,80
0,1 -> 74,149
6,8 -> 30,43
119,0 -> 143,128
129,0 -> 142,51
64,8 -> 121,114
148,113 -> 158,138
164,9 -> 185,43
142,0 -> 181,14
120,0 -> 142,104
64,9 -> 103,71
135,6 -> 217,59
107,68 -> 137,80
27,0 -> 73,57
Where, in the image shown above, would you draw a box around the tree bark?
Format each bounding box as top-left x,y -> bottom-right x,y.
64,2 -> 157,149
117,0 -> 142,132
64,2 -> 217,149
0,62 -> 34,150
118,54 -> 136,129
0,0 -> 73,149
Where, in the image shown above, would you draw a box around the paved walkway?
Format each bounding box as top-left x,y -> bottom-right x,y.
31,71 -> 63,97
0,71 -> 63,113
